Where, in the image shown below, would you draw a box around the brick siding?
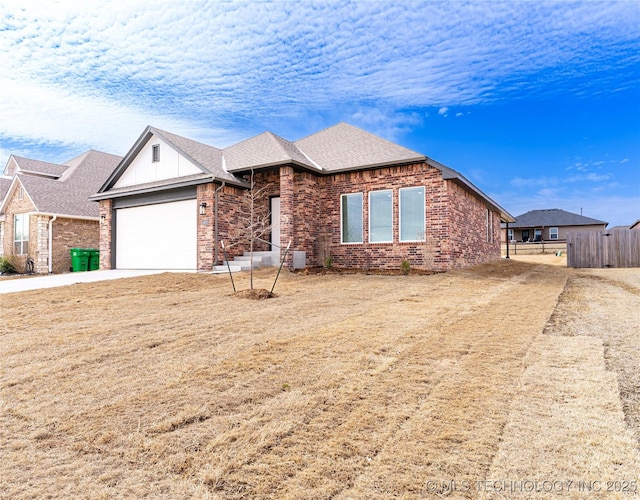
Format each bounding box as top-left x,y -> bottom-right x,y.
1,182 -> 100,274
102,162 -> 502,273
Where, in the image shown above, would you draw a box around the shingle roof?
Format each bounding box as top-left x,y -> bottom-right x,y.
151,127 -> 234,182
95,122 -> 514,222
16,150 -> 121,218
294,122 -> 425,172
0,177 -> 11,201
508,209 -> 608,228
224,132 -> 315,172
11,156 -> 69,178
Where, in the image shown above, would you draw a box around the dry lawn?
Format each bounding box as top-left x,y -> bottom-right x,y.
1,259 -> 638,499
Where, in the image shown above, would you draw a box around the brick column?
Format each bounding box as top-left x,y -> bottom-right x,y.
280,165 -> 295,268
197,183 -> 215,271
35,215 -> 49,273
99,199 -> 113,270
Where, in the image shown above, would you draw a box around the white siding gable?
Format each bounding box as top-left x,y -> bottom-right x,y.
114,134 -> 202,188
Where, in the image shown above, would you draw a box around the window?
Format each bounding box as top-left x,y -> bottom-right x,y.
152,144 -> 160,162
341,193 -> 363,243
399,187 -> 425,241
534,228 -> 542,242
14,214 -> 29,255
487,209 -> 493,242
508,229 -> 514,241
369,190 -> 393,243
549,227 -> 558,240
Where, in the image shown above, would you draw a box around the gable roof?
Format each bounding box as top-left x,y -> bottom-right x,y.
6,155 -> 69,178
93,122 -> 514,222
508,209 -> 608,228
224,132 -> 316,172
96,126 -> 245,197
1,150 -> 121,219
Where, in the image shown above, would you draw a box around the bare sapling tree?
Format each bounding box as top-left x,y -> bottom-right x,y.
226,168 -> 272,290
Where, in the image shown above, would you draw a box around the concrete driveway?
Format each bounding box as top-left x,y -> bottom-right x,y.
0,270 -> 174,294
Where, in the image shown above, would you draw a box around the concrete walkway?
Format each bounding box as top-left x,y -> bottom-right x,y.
0,269 -> 175,294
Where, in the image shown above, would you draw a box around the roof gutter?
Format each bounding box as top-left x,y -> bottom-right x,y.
23,211 -> 99,221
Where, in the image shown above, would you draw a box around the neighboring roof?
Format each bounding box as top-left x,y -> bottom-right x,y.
10,155 -> 69,178
0,177 -> 11,201
2,150 -> 121,218
608,225 -> 631,231
630,219 -> 640,230
507,209 -> 608,228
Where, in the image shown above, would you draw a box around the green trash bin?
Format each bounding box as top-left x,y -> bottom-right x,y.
70,248 -> 89,272
88,249 -> 100,271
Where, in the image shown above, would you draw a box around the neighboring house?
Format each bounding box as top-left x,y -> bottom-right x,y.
91,123 -> 515,272
501,208 -> 608,243
0,150 -> 122,273
610,219 -> 640,231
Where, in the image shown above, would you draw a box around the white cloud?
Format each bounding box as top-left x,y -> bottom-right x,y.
1,0 -> 637,152
438,107 -> 449,116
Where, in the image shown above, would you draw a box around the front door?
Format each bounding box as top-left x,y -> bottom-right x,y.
270,196 -> 280,250
521,229 -> 530,242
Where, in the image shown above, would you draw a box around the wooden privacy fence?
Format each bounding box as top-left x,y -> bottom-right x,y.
567,230 -> 640,268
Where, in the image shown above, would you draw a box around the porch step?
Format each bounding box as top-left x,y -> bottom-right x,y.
233,255 -> 268,267
213,265 -> 243,273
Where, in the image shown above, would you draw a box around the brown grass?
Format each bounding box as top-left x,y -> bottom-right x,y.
1,262 -> 638,498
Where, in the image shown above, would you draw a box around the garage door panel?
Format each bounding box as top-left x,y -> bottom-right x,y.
116,200 -> 196,269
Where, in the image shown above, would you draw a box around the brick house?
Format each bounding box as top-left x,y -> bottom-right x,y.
500,208 -> 608,243
91,123 -> 515,272
0,151 -> 122,274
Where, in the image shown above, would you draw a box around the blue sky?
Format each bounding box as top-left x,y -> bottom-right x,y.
1,0 -> 638,226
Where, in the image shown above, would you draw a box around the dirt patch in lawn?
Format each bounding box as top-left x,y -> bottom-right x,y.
1,261 -> 638,498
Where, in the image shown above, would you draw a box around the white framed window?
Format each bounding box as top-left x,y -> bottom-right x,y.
399,187 -> 425,242
549,227 -> 558,240
14,214 -> 29,255
341,193 -> 363,243
369,190 -> 393,243
508,228 -> 514,241
152,144 -> 160,163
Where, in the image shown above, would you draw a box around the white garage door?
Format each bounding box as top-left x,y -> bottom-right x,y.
116,199 -> 197,269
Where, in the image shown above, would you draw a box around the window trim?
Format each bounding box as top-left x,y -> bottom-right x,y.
368,189 -> 393,243
340,192 -> 363,244
549,227 -> 559,240
399,186 -> 426,242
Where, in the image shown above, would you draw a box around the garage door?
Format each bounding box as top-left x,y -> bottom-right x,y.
116,199 -> 197,269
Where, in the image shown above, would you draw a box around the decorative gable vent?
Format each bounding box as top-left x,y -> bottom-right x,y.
152,144 -> 160,163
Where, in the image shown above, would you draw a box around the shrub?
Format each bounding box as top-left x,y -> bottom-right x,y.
400,259 -> 411,276
324,255 -> 334,269
0,256 -> 19,274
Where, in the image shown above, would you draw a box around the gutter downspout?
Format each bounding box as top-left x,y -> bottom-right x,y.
214,181 -> 225,266
48,215 -> 57,273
